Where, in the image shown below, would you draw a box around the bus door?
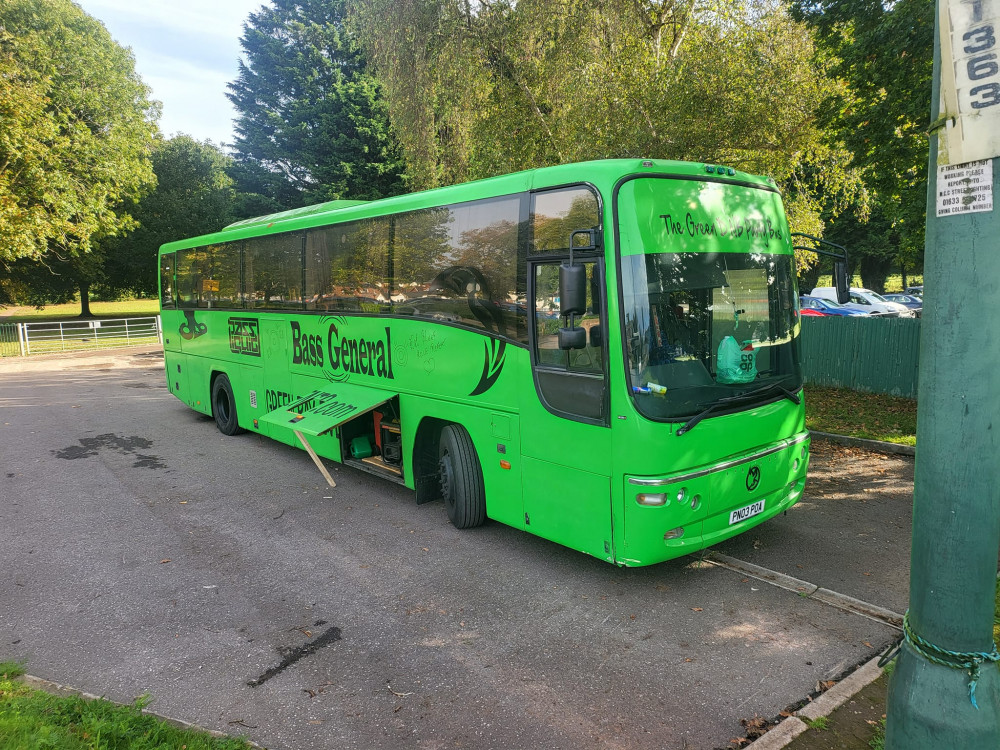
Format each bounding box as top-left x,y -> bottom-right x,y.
259,316 -> 296,445
520,254 -> 613,562
159,252 -> 188,398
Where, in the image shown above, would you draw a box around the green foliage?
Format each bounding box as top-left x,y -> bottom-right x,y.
2,136 -> 235,309
101,136 -> 237,298
0,663 -> 26,679
791,0 -> 934,292
226,0 -> 406,208
869,717 -> 886,750
351,0 -> 862,265
0,671 -> 253,749
805,715 -> 831,730
0,0 -> 158,263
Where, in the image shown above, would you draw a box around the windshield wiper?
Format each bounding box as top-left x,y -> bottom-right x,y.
676,378 -> 800,436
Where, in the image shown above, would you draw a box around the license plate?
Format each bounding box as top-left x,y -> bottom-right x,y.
729,499 -> 765,525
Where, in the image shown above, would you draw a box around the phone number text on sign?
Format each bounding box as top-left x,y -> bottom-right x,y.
936,160 -> 994,217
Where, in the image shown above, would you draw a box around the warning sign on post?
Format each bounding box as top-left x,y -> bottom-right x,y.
936,159 -> 994,217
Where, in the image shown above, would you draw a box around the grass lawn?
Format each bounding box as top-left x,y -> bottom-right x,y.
0,663 -> 253,750
0,299 -> 160,322
804,385 -> 917,446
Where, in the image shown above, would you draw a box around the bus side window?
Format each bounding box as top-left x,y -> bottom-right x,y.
176,246 -> 204,308
246,232 -> 305,309
160,253 -> 176,309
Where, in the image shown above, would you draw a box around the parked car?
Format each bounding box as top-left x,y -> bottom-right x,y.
799,295 -> 870,317
905,285 -> 923,297
810,286 -> 915,318
882,293 -> 922,317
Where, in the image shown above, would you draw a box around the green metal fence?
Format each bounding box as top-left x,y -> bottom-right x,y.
799,316 -> 920,398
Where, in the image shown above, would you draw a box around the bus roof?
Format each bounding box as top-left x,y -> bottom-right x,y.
158,159 -> 778,254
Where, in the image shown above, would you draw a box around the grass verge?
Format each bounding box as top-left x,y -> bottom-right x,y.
804,385 -> 917,446
0,662 -> 254,750
0,300 -> 160,322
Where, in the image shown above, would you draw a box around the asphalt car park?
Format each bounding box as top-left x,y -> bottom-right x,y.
0,356 -> 912,750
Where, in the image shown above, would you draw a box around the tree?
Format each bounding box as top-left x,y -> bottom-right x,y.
0,0 -> 158,266
351,0 -> 862,258
1,136 -> 238,311
226,0 -> 406,208
100,136 -> 238,299
791,0 -> 934,292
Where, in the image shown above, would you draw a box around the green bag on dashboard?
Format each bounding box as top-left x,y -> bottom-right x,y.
717,335 -> 757,384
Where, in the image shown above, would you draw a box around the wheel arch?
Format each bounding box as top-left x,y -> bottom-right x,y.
412,416 -> 448,505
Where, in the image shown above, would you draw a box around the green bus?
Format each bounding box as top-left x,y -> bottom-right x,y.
158,158 -> 822,567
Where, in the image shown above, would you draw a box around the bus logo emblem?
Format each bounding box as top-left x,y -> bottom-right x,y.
228,317 -> 261,357
746,465 -> 761,492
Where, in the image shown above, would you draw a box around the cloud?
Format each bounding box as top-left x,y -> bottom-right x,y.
75,0 -> 263,146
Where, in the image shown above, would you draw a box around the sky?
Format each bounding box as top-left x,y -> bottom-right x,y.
75,0 -> 266,148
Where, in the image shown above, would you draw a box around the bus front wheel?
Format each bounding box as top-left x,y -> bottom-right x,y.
211,374 -> 245,436
438,424 -> 486,529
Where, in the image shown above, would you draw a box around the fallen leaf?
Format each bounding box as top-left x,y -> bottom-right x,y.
864,641 -> 873,648
160,559 -> 171,564
692,607 -> 703,612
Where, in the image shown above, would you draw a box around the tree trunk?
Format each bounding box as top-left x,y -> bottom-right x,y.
859,255 -> 893,294
78,281 -> 92,318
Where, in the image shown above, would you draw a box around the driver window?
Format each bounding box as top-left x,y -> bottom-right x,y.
534,261 -> 603,373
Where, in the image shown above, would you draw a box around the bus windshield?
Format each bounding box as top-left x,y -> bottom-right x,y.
622,250 -> 800,420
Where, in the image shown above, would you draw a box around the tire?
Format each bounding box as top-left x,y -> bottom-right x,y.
438,424 -> 486,529
211,374 -> 245,436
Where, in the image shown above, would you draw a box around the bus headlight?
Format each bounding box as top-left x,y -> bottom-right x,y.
664,527 -> 685,540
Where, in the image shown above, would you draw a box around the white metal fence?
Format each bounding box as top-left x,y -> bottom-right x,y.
0,316 -> 162,357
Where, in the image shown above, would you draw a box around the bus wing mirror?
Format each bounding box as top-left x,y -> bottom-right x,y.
559,262 -> 587,317
791,233 -> 850,305
558,326 -> 587,350
589,324 -> 603,348
834,260 -> 850,304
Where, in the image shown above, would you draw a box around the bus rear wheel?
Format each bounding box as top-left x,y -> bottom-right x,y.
438,424 -> 486,529
211,374 -> 245,436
